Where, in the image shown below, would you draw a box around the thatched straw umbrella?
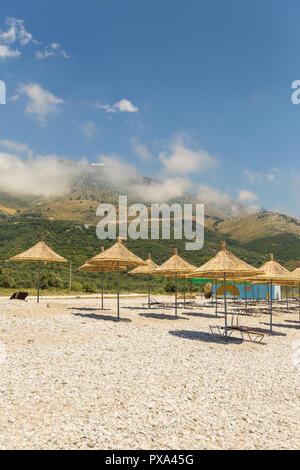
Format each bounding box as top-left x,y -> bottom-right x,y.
248,254 -> 295,332
78,253 -> 127,310
280,267 -> 300,329
9,238 -> 67,303
152,248 -> 196,317
88,237 -> 146,320
187,241 -> 262,340
128,254 -> 158,308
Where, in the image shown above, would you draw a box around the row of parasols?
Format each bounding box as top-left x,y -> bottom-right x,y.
9,238 -> 300,339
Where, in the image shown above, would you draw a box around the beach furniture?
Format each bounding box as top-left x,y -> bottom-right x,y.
10,291 -> 28,301
88,237 -> 146,320
9,237 -> 67,303
152,249 -> 196,318
78,247 -> 127,310
187,241 -> 263,341
129,254 -> 158,308
246,254 -> 298,332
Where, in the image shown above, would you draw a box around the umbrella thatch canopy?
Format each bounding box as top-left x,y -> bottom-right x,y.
256,254 -> 290,279
10,240 -> 67,263
128,254 -> 158,308
187,241 -> 261,279
10,238 -> 67,303
88,237 -> 146,268
78,262 -> 127,273
88,237 -> 146,319
187,241 -> 262,340
245,254 -> 297,331
152,248 -> 196,317
128,253 -> 158,275
78,247 -> 127,310
153,248 -> 196,276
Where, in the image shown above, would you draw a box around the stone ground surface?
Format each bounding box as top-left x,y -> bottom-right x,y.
0,295 -> 299,450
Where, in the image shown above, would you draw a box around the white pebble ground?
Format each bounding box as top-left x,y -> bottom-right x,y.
0,295 -> 299,450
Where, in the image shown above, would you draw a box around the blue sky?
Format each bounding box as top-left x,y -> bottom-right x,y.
0,0 -> 300,217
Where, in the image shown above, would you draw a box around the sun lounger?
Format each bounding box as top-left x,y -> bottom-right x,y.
142,298 -> 195,309
10,291 -> 28,301
142,298 -> 173,309
209,324 -> 266,343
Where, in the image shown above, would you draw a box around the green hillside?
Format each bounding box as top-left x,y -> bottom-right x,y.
0,215 -> 299,295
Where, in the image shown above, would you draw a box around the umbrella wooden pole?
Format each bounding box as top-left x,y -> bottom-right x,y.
244,282 -> 247,312
101,274 -> 104,310
37,261 -> 41,303
183,277 -> 186,308
270,279 -> 273,333
148,274 -> 151,308
175,273 -> 178,318
117,262 -> 120,320
287,287 -> 289,313
215,279 -> 218,316
298,283 -> 300,329
224,272 -> 227,341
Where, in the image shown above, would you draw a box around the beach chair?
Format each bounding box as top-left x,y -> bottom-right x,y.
209,315 -> 266,343
142,298 -> 169,309
10,292 -> 28,301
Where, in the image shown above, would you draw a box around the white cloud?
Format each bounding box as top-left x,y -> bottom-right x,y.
243,169 -> 262,184
0,45 -> 21,58
35,42 -> 70,60
0,18 -> 34,45
98,154 -> 141,188
134,177 -> 190,202
159,134 -> 217,175
35,50 -> 55,60
18,83 -> 64,125
196,184 -> 260,217
238,189 -> 259,203
0,151 -> 87,196
244,167 -> 281,184
130,137 -> 152,160
0,140 -> 31,155
81,121 -> 97,139
114,99 -> 138,112
0,18 -> 69,62
0,18 -> 35,59
97,153 -> 189,202
98,99 -> 138,113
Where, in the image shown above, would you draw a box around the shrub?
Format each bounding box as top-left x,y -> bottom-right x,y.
165,281 -> 176,293
0,269 -> 15,288
71,281 -> 83,292
40,272 -> 63,290
83,281 -> 97,293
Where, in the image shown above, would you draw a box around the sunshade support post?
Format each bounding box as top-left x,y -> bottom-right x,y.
101,274 -> 104,310
175,272 -> 178,318
37,261 -> 41,304
117,262 -> 120,320
148,274 -> 151,308
270,279 -> 273,333
215,279 -> 218,316
298,282 -> 300,329
224,272 -> 227,341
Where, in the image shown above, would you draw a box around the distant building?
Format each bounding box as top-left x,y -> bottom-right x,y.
212,282 -> 281,300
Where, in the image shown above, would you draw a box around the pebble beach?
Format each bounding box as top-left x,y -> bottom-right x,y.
0,295 -> 299,450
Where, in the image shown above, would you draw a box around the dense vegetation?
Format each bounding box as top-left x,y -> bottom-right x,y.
0,215 -> 299,295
